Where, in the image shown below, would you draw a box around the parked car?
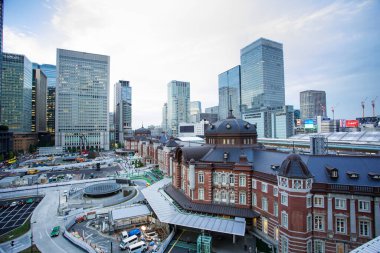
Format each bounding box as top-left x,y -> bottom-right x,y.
10,201 -> 17,207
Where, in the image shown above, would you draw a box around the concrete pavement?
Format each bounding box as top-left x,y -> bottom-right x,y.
0,231 -> 31,253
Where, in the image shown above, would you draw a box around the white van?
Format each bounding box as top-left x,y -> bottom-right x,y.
127,241 -> 147,253
119,235 -> 138,250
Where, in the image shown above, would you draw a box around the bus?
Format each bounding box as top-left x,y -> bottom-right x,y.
127,241 -> 147,253
119,235 -> 138,250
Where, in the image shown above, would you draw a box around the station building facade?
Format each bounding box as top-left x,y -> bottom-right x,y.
125,113 -> 380,253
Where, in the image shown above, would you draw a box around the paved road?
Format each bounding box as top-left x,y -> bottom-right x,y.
32,191 -> 85,253
0,231 -> 31,253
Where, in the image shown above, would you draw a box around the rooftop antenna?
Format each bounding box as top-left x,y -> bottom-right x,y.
331,103 -> 339,121
371,96 -> 378,117
227,95 -> 235,119
361,97 -> 368,118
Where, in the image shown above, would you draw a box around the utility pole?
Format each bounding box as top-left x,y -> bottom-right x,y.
371,96 -> 378,117
361,97 -> 368,118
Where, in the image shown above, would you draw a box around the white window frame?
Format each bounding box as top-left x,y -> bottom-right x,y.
262,197 -> 268,212
359,200 -> 370,212
314,240 -> 325,253
281,192 -> 288,206
274,202 -> 278,217
262,182 -> 268,193
314,215 -> 324,231
252,193 -> 257,206
239,175 -> 246,187
221,174 -> 226,184
307,240 -> 312,253
239,192 -> 246,205
359,220 -> 371,237
292,179 -> 302,189
281,236 -> 288,253
230,192 -> 235,203
252,179 -> 257,189
335,217 -> 346,234
306,195 -> 312,208
335,198 -> 346,210
229,174 -> 234,185
274,226 -> 279,241
198,188 -> 204,200
281,211 -> 288,229
314,195 -> 324,208
273,186 -> 278,197
198,172 -> 204,184
307,213 -> 312,232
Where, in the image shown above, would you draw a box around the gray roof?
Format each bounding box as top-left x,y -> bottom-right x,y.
201,147 -> 254,163
165,184 -> 259,218
179,146 -> 213,162
166,139 -> 179,147
278,154 -> 312,179
111,205 -> 151,221
206,117 -> 256,135
290,131 -> 380,143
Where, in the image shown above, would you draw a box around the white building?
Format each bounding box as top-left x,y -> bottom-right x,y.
178,120 -> 209,137
56,49 -> 110,151
167,80 -> 190,136
243,105 -> 294,139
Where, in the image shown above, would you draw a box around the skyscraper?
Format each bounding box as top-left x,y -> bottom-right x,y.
218,65 -> 241,119
114,80 -> 132,144
56,49 -> 110,151
205,106 -> 219,115
0,0 -> 3,123
33,64 -> 56,136
240,38 -> 285,111
300,90 -> 326,120
162,103 -> 168,131
0,53 -> 32,132
32,68 -> 47,132
167,80 -> 190,136
190,101 -> 202,123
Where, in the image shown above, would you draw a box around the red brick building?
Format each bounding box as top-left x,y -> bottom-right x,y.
130,115 -> 380,252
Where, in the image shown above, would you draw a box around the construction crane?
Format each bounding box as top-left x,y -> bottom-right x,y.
331,103 -> 340,121
371,96 -> 378,117
361,97 -> 368,118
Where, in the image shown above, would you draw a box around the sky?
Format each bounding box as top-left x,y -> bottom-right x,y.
3,0 -> 380,129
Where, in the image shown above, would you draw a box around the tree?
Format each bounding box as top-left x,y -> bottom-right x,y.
8,151 -> 14,159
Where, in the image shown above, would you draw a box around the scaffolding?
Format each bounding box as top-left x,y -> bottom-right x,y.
197,234 -> 212,253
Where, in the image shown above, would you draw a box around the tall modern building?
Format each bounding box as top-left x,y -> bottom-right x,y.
56,49 -> 110,151
300,90 -> 326,120
31,69 -> 47,132
33,64 -> 56,135
167,80 -> 190,136
205,106 -> 219,115
240,38 -> 285,111
0,53 -> 32,132
0,0 -> 3,122
218,65 -> 241,120
114,80 -> 132,144
190,101 -> 202,123
162,103 -> 168,132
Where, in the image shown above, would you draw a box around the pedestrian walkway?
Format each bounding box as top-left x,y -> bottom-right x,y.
0,230 -> 31,253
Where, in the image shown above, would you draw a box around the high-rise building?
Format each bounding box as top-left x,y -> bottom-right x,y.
240,38 -> 285,111
218,65 -> 241,119
162,103 -> 168,131
242,105 -> 294,139
205,106 -> 219,115
190,101 -> 202,123
0,0 -> 3,123
0,53 -> 32,132
56,49 -> 110,151
109,112 -> 115,146
300,90 -> 326,120
33,64 -> 56,136
114,80 -> 132,144
32,69 -> 47,132
167,80 -> 190,136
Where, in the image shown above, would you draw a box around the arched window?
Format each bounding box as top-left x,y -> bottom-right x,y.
221,174 -> 226,184
229,174 -> 234,184
221,191 -> 226,202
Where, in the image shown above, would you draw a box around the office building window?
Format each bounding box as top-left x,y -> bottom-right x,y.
252,193 -> 257,206
314,240 -> 325,253
336,218 -> 346,234
306,195 -> 312,208
262,197 -> 268,212
281,236 -> 288,253
262,182 -> 268,193
335,198 -> 346,210
239,175 -> 246,187
262,217 -> 268,234
273,187 -> 278,197
314,196 -> 324,208
314,215 -> 324,231
274,202 -> 278,217
198,172 -> 204,184
359,200 -> 370,212
281,193 -> 288,206
198,188 -> 204,200
239,192 -> 246,205
307,214 -> 312,232
252,179 -> 257,189
281,211 -> 288,228
359,220 -> 370,237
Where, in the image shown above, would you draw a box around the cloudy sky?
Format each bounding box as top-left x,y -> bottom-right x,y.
4,0 -> 380,129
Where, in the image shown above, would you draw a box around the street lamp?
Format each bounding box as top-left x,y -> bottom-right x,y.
30,221 -> 37,253
56,190 -> 61,215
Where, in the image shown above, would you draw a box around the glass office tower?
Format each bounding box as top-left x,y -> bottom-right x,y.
240,38 -> 285,111
32,69 -> 47,132
56,49 -> 110,151
114,80 -> 132,144
167,80 -> 190,136
0,0 -> 4,123
1,53 -> 33,132
300,90 -> 326,120
218,65 -> 241,119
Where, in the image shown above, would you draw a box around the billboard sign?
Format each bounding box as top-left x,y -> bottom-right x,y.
296,119 -> 301,126
345,120 -> 359,128
304,119 -> 314,129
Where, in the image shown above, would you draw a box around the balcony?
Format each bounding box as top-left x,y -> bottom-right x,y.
312,183 -> 379,195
